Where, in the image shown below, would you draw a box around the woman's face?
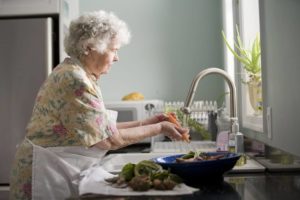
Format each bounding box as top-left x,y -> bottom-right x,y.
85,39 -> 120,78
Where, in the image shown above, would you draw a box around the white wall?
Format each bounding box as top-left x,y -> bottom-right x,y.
79,0 -> 225,102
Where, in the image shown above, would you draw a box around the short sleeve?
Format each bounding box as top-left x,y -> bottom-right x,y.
59,69 -> 118,147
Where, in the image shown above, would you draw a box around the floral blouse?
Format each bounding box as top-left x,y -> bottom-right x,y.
10,58 -> 118,200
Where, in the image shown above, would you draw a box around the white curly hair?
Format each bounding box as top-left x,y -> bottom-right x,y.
64,10 -> 131,59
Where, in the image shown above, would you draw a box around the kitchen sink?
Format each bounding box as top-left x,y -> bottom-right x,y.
100,152 -> 265,174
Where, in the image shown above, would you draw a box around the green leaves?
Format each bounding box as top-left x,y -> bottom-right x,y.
222,26 -> 261,80
134,160 -> 163,177
120,163 -> 135,182
110,160 -> 182,191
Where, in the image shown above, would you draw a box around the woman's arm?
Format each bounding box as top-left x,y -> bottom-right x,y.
116,114 -> 168,129
116,121 -> 141,129
94,121 -> 187,150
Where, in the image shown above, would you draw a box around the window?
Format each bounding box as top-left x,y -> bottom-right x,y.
223,0 -> 263,132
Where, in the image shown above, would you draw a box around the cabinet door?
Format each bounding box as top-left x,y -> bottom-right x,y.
259,0 -> 300,156
0,17 -> 52,184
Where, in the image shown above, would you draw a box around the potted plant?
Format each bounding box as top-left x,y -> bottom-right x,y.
222,27 -> 262,114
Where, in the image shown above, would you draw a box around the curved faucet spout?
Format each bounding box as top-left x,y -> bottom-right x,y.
181,68 -> 237,130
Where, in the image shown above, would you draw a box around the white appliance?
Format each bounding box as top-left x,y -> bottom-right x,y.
105,100 -> 165,143
0,0 -> 78,184
105,100 -> 164,122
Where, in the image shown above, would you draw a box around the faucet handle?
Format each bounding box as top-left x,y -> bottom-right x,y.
180,106 -> 191,114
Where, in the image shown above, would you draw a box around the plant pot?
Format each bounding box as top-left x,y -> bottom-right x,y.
247,80 -> 262,115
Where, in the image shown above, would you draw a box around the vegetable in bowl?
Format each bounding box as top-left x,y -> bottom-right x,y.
176,151 -> 225,163
153,151 -> 241,185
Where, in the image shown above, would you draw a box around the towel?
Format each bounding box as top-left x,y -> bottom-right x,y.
78,165 -> 198,196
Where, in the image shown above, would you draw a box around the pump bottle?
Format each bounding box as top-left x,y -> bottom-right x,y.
228,118 -> 244,154
232,120 -> 246,165
233,121 -> 244,154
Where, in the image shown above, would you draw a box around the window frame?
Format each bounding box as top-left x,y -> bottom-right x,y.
224,0 -> 263,133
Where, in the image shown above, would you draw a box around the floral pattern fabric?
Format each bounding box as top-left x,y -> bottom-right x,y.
10,58 -> 117,199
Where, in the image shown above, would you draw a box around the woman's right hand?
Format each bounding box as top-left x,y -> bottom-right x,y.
160,121 -> 189,141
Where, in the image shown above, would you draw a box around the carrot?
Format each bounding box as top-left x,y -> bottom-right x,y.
166,112 -> 190,143
166,113 -> 181,128
169,112 -> 177,119
181,132 -> 190,143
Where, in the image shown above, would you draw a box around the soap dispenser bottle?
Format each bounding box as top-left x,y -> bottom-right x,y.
228,131 -> 236,153
232,120 -> 247,165
233,121 -> 244,154
228,119 -> 236,153
228,118 -> 244,154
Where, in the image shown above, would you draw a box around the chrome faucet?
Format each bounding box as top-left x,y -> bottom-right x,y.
181,67 -> 238,132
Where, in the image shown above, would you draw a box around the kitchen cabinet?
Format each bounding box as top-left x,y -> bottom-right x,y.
243,0 -> 300,157
0,0 -> 78,184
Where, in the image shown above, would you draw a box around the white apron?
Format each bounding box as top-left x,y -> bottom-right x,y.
27,138 -> 107,200
28,110 -> 118,200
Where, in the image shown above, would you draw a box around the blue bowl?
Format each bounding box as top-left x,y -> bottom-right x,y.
153,152 -> 240,184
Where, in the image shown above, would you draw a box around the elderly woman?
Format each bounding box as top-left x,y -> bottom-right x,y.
10,10 -> 187,199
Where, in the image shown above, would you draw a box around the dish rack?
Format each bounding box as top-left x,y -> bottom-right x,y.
151,141 -> 217,153
152,100 -> 219,128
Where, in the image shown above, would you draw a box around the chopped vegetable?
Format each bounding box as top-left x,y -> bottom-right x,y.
128,175 -> 152,191
176,151 -> 225,163
106,160 -> 182,191
134,160 -> 162,177
120,163 -> 135,181
181,151 -> 195,159
153,178 -> 177,190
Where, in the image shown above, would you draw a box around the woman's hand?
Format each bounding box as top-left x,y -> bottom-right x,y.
141,113 -> 169,125
159,121 -> 189,141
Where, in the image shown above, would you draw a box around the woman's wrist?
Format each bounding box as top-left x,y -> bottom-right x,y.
157,121 -> 163,133
139,120 -> 143,126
